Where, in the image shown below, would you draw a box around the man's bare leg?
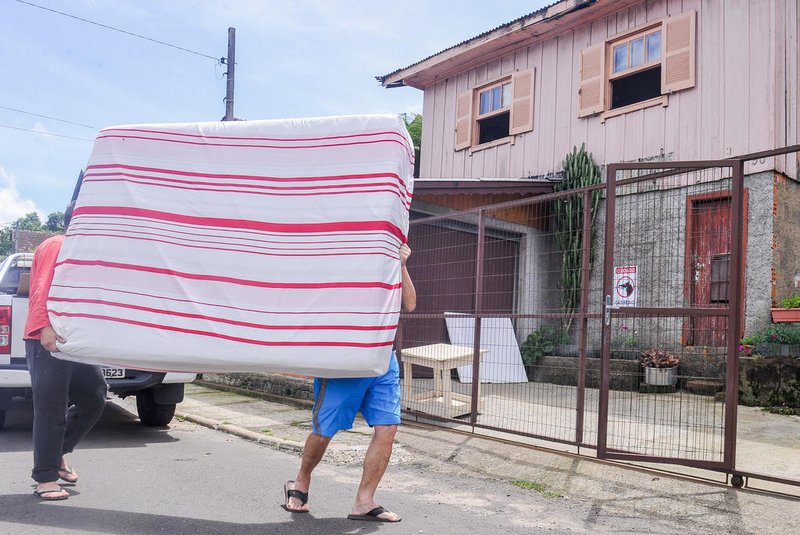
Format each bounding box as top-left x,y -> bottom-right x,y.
350,424 -> 400,521
286,432 -> 332,512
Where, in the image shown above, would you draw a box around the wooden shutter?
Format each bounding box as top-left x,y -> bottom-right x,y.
454,90 -> 472,151
662,11 -> 696,93
509,69 -> 535,135
578,43 -> 605,118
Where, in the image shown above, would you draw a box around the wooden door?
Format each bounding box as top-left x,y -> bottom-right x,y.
687,195 -> 731,346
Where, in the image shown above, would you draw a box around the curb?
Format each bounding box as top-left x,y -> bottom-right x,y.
177,412 -> 306,453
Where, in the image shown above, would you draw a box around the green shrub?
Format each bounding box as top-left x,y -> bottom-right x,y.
521,326 -> 559,366
780,295 -> 800,309
740,323 -> 800,349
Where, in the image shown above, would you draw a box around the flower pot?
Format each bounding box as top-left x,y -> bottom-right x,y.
644,366 -> 678,386
770,308 -> 800,323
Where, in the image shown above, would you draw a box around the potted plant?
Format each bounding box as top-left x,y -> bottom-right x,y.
640,348 -> 680,386
520,326 -> 557,380
771,295 -> 800,323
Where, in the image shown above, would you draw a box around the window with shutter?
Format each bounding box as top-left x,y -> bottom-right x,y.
454,91 -> 473,151
662,11 -> 696,92
578,43 -> 605,117
453,68 -> 534,151
577,11 -> 696,119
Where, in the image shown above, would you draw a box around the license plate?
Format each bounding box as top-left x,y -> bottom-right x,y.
102,367 -> 125,379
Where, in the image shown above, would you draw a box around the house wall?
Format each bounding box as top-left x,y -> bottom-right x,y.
581,171 -> 773,351
773,173 -> 800,304
419,0 -> 797,180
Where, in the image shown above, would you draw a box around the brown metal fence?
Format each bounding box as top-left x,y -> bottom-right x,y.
397,145 -> 800,491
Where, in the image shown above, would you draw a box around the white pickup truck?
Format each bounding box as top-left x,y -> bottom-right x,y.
0,252 -> 196,429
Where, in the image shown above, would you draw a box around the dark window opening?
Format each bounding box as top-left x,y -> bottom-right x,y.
477,112 -> 510,144
610,66 -> 661,109
710,253 -> 730,304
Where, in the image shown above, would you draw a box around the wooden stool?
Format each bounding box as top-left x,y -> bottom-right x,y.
400,343 -> 486,418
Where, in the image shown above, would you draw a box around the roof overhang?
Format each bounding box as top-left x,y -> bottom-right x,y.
379,0 -> 641,90
414,179 -> 555,196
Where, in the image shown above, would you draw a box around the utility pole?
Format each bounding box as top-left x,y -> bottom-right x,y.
223,27 -> 236,121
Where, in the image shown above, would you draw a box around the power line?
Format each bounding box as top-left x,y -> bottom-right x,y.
15,0 -> 222,63
0,123 -> 93,142
0,105 -> 97,130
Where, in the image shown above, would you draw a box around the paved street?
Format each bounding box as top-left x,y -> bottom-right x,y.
1,385 -> 799,534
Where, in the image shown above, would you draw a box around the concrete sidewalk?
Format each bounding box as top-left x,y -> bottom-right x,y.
127,381 -> 800,534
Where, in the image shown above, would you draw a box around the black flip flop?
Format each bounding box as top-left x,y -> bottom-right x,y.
282,480 -> 309,513
347,505 -> 401,522
34,488 -> 69,501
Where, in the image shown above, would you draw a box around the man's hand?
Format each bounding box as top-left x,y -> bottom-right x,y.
40,326 -> 65,353
399,243 -> 411,266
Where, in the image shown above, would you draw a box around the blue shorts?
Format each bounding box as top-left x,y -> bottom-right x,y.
311,352 -> 401,437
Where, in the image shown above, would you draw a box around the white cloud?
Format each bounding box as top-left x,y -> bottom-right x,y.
0,167 -> 41,226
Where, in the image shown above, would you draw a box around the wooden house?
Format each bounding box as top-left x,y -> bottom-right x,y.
381,0 -> 800,347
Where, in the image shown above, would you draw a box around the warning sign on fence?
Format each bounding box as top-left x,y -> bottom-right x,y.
613,265 -> 637,307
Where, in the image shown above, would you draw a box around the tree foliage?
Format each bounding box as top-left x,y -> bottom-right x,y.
0,211 -> 66,259
45,211 -> 65,232
403,113 -> 422,150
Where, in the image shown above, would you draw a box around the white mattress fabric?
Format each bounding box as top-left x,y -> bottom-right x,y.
49,115 -> 414,377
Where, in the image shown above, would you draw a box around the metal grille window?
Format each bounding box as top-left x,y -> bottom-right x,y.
709,253 -> 730,303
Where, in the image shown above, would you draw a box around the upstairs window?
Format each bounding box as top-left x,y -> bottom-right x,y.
476,81 -> 512,144
454,69 -> 534,151
578,11 -> 696,119
610,29 -> 662,109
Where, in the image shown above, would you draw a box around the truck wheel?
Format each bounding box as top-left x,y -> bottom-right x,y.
0,410 -> 6,431
136,389 -> 176,427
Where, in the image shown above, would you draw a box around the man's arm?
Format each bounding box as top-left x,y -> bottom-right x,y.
399,243 -> 416,313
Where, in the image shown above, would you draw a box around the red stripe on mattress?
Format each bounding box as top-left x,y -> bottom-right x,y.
51,283 -> 400,316
100,126 -> 410,145
72,206 -> 406,241
84,171 -> 405,193
73,214 -> 404,243
64,231 -> 401,260
81,177 -> 411,208
67,220 -> 400,249
84,163 -> 412,197
48,310 -> 396,349
48,297 -> 397,331
95,133 -> 415,163
54,258 -> 403,290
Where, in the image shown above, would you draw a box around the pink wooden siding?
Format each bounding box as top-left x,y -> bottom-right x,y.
419,0 -> 798,180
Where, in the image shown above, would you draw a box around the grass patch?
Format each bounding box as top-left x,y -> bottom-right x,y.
174,415 -> 186,422
512,480 -> 562,498
260,428 -> 273,435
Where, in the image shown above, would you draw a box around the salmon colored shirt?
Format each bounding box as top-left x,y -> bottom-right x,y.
24,235 -> 64,341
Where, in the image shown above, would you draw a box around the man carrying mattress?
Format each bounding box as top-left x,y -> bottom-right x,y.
284,242 -> 417,523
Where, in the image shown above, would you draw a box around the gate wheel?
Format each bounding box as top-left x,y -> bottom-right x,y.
730,474 -> 745,488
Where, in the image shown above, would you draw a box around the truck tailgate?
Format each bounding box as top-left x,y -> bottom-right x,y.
10,296 -> 28,362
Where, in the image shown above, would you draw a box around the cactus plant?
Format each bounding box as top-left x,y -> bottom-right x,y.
554,144 -> 602,335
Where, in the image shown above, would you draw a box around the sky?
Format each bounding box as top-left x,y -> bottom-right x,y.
0,0 -> 551,224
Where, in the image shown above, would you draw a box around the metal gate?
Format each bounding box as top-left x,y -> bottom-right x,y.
598,159 -> 743,475
399,146 -> 800,491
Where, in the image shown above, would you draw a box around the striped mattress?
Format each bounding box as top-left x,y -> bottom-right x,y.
49,114 -> 414,377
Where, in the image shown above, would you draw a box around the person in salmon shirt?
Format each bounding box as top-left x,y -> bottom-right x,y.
24,200 -> 107,501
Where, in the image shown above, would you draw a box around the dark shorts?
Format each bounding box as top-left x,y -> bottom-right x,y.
311,353 -> 401,437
